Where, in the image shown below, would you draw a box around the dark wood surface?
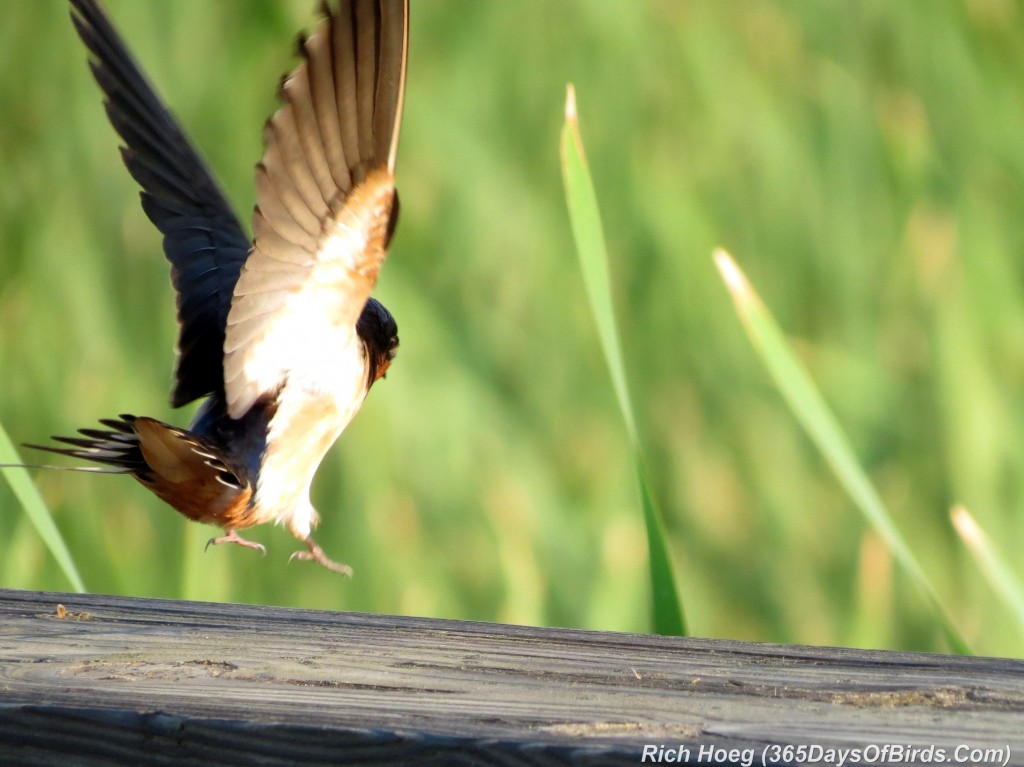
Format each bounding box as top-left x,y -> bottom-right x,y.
0,589 -> 1021,766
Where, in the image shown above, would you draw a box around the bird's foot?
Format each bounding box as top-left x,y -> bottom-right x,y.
289,537 -> 352,576
206,529 -> 267,556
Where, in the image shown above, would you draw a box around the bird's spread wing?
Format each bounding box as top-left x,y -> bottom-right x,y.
70,0 -> 251,408
222,0 -> 409,419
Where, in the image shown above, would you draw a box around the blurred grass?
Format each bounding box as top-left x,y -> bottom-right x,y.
716,249 -> 968,653
1,0 -> 1024,656
952,506 -> 1024,637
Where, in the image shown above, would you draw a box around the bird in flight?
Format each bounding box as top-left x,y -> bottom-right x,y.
24,0 -> 409,575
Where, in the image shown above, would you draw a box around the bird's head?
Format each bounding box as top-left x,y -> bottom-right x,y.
357,298 -> 399,385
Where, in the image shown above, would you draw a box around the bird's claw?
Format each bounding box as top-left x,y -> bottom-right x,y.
289,538 -> 352,576
206,529 -> 267,556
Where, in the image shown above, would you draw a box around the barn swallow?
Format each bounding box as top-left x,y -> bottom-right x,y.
23,0 -> 409,575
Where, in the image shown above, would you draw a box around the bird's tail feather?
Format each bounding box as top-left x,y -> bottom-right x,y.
19,415 -> 148,475
0,463 -> 129,474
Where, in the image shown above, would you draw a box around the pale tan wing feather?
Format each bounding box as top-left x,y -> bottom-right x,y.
375,1 -> 407,171
223,0 -> 409,419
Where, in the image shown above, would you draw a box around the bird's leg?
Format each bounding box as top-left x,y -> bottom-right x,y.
289,536 -> 353,576
206,528 -> 267,556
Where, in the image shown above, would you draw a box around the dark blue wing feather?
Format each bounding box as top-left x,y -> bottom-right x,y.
70,0 -> 251,407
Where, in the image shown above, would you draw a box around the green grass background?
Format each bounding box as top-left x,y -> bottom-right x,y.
2,0 -> 1023,657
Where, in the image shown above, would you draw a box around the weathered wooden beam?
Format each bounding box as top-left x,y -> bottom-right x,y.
0,589 -> 1021,766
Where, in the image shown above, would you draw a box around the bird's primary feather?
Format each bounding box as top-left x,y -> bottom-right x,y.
69,0 -> 251,408
224,0 -> 408,419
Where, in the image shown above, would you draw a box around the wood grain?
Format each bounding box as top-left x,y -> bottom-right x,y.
0,589 -> 1021,765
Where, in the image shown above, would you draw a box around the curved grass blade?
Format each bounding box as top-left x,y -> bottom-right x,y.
560,84 -> 686,636
0,421 -> 86,592
714,249 -> 969,654
952,506 -> 1024,637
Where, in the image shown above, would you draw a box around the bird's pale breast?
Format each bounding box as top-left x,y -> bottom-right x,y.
250,329 -> 370,539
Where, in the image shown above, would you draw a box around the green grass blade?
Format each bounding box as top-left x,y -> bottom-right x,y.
0,422 -> 86,593
560,84 -> 685,636
714,249 -> 969,654
952,506 -> 1024,635
636,457 -> 684,635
